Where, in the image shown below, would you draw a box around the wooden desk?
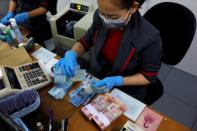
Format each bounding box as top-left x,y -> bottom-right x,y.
68,110 -> 190,131
31,45 -> 191,131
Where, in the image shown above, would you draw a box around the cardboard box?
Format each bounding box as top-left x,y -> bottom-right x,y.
0,42 -> 32,67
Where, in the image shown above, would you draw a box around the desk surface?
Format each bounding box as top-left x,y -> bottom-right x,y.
31,45 -> 191,131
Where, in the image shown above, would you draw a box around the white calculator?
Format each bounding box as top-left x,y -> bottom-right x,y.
0,61 -> 51,97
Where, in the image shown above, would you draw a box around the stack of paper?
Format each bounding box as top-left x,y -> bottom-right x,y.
111,88 -> 146,121
120,120 -> 144,131
81,93 -> 127,130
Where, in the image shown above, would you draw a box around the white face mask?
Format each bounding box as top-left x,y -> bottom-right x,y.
99,10 -> 131,29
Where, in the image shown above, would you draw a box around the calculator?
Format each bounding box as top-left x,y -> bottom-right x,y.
0,61 -> 51,97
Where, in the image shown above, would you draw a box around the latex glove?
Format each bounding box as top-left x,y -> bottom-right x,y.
15,12 -> 29,24
93,76 -> 124,90
59,50 -> 78,77
1,12 -> 14,25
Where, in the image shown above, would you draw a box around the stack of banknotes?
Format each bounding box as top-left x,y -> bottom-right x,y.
48,64 -> 86,100
68,73 -> 112,107
81,93 -> 127,130
48,63 -> 112,103
69,74 -> 96,107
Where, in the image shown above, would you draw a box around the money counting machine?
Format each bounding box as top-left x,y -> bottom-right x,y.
50,0 -> 95,56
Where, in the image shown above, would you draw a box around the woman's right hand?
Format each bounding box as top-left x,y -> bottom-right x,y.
58,50 -> 78,77
1,12 -> 14,25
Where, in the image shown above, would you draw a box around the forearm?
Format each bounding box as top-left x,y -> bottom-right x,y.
9,0 -> 16,12
71,42 -> 86,57
123,73 -> 150,86
28,7 -> 48,18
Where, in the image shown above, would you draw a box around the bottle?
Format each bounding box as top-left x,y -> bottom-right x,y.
9,29 -> 18,47
9,18 -> 23,45
36,122 -> 44,131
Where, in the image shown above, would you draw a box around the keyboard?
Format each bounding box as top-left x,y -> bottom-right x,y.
0,61 -> 51,97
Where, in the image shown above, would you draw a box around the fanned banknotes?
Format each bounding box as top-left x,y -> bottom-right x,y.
69,73 -> 113,107
69,74 -> 96,107
71,69 -> 86,82
48,64 -> 73,100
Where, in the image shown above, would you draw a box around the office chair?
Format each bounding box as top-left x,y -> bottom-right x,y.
143,2 -> 196,105
137,0 -> 146,7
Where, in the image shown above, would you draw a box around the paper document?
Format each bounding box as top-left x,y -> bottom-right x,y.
136,107 -> 163,131
0,69 -> 2,79
31,47 -> 56,64
44,58 -> 59,77
111,88 -> 146,121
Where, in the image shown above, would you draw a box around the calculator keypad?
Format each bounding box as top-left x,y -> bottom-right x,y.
18,62 -> 48,87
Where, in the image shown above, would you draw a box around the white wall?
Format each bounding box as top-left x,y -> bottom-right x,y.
0,0 -> 9,16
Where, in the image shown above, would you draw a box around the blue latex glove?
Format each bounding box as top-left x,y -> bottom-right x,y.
59,50 -> 78,77
1,12 -> 14,25
15,12 -> 29,24
93,76 -> 124,90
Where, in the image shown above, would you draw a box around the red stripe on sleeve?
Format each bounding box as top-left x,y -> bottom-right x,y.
80,37 -> 90,49
141,71 -> 158,76
119,48 -> 136,73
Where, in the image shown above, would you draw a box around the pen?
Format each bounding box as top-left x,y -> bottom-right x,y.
61,119 -> 65,131
49,110 -> 53,131
65,118 -> 68,131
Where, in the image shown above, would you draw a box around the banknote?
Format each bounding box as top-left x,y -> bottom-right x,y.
81,93 -> 114,120
101,100 -> 127,122
53,64 -> 67,84
69,88 -> 90,107
121,120 -> 144,131
92,97 -> 127,130
91,82 -> 110,94
48,80 -> 73,100
69,77 -> 96,107
71,69 -> 86,82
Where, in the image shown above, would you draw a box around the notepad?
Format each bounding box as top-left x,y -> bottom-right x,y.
111,88 -> 146,121
135,107 -> 163,131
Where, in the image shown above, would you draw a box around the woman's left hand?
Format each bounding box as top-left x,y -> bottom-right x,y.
93,76 -> 124,90
15,12 -> 29,24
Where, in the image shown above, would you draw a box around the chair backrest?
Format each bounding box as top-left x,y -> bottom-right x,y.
144,2 -> 196,65
48,0 -> 58,15
137,0 -> 146,7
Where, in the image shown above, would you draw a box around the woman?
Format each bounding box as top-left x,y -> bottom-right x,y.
1,0 -> 51,45
59,0 -> 162,102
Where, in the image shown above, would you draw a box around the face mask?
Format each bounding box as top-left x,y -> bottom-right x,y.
99,10 -> 131,29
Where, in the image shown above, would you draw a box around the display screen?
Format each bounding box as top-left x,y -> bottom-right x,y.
4,67 -> 21,89
0,79 -> 5,90
70,3 -> 89,12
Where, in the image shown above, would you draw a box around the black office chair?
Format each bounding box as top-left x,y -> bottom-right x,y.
143,2 -> 196,105
137,0 -> 146,7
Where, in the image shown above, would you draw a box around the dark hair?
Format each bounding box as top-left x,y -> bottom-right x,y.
120,0 -> 135,9
119,0 -> 146,9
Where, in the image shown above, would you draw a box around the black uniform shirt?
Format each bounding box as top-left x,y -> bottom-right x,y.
80,9 -> 162,83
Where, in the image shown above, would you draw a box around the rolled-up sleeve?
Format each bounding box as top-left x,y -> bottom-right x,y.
140,33 -> 162,83
40,0 -> 49,10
